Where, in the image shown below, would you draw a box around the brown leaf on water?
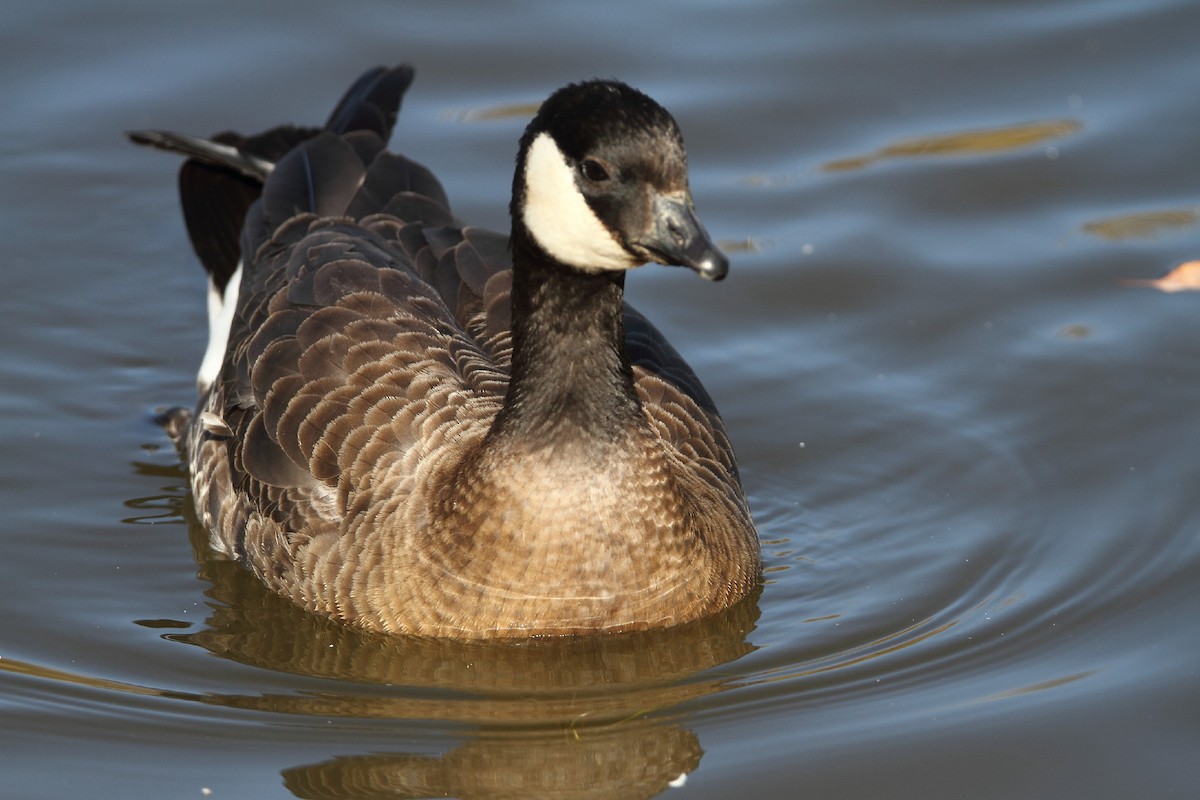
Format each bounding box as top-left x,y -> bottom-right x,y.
718,237 -> 768,254
439,102 -> 543,123
823,118 -> 1082,172
1121,261 -> 1200,293
1082,209 -> 1199,241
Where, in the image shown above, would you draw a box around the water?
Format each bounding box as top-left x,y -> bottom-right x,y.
2,1 -> 1198,797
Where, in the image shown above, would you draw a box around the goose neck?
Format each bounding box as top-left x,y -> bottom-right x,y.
493,232 -> 644,442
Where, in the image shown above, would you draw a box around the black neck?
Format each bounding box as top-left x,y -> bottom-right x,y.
490,227 -> 645,444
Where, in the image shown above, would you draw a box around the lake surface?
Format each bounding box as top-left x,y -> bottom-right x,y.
3,1 -> 1199,797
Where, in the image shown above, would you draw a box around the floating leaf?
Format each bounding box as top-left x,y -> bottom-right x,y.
718,237 -> 767,253
1058,323 -> 1091,339
1121,261 -> 1200,293
823,118 -> 1082,171
439,102 -> 542,123
1083,209 -> 1199,241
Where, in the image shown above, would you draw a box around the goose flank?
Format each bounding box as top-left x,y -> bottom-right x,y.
132,65 -> 761,638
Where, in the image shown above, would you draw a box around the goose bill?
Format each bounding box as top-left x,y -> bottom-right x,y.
636,193 -> 729,281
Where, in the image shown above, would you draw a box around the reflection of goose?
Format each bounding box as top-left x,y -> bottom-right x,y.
132,65 -> 760,638
282,727 -> 701,800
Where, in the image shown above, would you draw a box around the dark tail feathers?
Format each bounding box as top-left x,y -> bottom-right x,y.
129,64 -> 417,295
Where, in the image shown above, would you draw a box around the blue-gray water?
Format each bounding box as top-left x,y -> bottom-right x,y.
2,1 -> 1199,797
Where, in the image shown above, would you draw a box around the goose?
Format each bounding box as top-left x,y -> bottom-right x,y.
132,64 -> 760,638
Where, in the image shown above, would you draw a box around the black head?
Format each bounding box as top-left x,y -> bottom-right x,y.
512,80 -> 728,281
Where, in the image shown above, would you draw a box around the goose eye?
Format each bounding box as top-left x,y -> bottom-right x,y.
580,158 -> 610,183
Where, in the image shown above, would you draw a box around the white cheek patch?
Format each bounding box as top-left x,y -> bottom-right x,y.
522,132 -> 642,272
197,261 -> 242,393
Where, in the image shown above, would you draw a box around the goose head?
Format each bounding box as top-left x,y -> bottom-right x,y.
512,80 -> 728,281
